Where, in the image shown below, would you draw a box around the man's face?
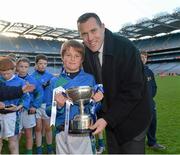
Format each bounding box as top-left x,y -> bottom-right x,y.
78,17 -> 105,52
1,69 -> 14,80
62,47 -> 83,73
16,61 -> 29,77
35,59 -> 47,72
141,54 -> 147,64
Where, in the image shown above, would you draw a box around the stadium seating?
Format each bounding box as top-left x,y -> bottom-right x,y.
0,35 -> 16,51
0,35 -> 62,75
0,31 -> 179,75
133,32 -> 180,74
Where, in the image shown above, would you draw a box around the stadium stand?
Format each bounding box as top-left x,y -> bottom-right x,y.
149,62 -> 179,75
120,7 -> 180,75
0,35 -> 15,51
0,35 -> 62,75
0,7 -> 179,75
10,37 -> 34,52
133,32 -> 180,75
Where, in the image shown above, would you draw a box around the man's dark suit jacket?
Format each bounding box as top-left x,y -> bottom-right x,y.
83,28 -> 151,145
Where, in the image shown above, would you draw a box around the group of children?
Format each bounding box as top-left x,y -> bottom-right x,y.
0,39 -> 105,154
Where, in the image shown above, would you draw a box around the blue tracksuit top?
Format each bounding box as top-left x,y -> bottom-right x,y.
31,70 -> 53,104
46,69 -> 96,132
19,74 -> 43,109
0,75 -> 30,110
144,65 -> 157,98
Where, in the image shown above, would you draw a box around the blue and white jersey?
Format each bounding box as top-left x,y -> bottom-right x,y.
19,74 -> 43,109
31,70 -> 53,104
46,69 -> 97,131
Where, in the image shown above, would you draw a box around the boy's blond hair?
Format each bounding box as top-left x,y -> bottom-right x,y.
61,40 -> 85,60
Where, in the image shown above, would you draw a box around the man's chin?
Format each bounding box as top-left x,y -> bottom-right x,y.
88,45 -> 98,52
90,48 -> 98,52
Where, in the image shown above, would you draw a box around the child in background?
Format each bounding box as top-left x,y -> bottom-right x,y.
46,40 -> 104,154
31,54 -> 54,154
0,57 -> 30,154
16,57 -> 43,154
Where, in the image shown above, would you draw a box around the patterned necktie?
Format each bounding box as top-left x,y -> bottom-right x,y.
93,52 -> 102,83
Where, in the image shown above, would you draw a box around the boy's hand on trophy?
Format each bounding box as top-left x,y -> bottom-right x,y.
55,92 -> 67,107
92,91 -> 104,102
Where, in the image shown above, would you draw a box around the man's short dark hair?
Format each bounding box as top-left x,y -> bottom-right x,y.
77,12 -> 102,26
35,54 -> 48,64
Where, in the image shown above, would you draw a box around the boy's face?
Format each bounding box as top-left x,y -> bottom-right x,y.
1,69 -> 14,80
35,59 -> 48,72
62,47 -> 83,73
16,61 -> 29,77
141,54 -> 147,64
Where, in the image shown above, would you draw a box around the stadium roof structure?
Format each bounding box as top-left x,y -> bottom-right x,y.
0,20 -> 80,40
0,7 -> 180,40
118,7 -> 180,39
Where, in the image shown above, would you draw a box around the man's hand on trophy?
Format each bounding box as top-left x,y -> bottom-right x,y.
22,83 -> 35,93
92,91 -> 104,102
55,92 -> 67,107
89,118 -> 107,135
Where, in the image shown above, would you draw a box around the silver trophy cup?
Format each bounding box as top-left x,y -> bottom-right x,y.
66,86 -> 93,134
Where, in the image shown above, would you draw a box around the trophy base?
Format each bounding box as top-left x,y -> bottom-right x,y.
69,128 -> 91,134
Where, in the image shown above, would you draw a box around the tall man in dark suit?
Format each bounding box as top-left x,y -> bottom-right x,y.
77,13 -> 152,154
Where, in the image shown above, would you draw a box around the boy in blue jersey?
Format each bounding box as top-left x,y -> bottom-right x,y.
46,40 -> 104,154
31,54 -> 54,154
141,51 -> 166,150
16,57 -> 43,154
0,57 -> 30,154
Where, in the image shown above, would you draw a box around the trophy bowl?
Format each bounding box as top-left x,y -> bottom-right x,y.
66,86 -> 93,134
66,86 -> 93,104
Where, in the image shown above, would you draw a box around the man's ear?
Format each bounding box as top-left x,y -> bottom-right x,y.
101,23 -> 105,32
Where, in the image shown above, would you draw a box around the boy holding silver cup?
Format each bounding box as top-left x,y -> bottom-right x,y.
46,40 -> 104,154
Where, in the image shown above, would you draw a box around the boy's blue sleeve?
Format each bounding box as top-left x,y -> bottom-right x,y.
18,80 -> 31,109
151,71 -> 157,98
45,79 -> 54,116
20,93 -> 31,109
32,80 -> 43,108
46,78 -> 55,107
93,84 -> 104,93
46,79 -> 53,117
24,81 -> 31,109
46,104 -> 52,117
